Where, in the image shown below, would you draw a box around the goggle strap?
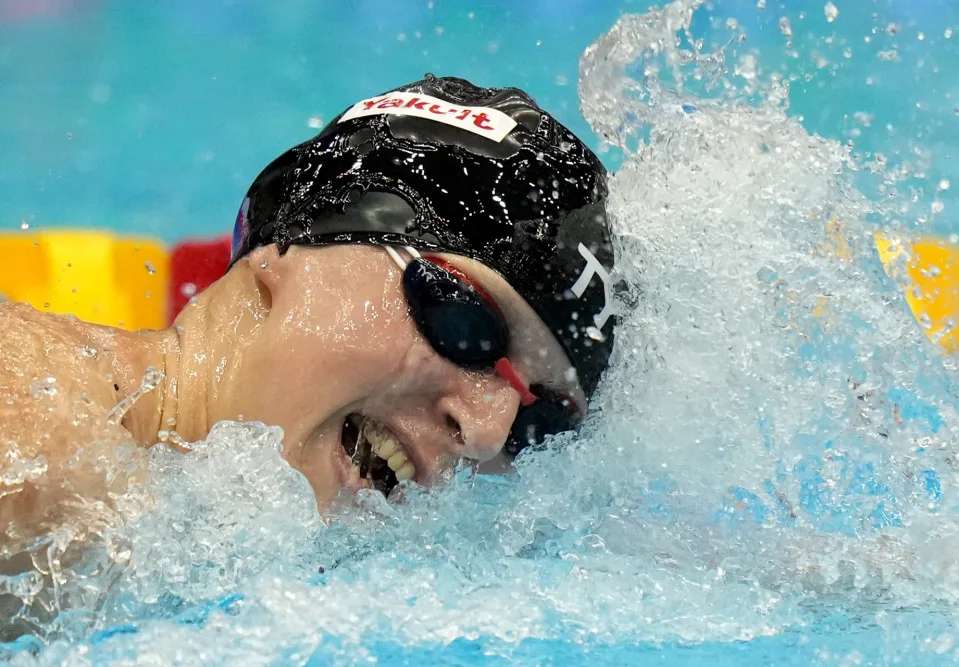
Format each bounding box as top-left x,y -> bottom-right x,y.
494,358 -> 539,407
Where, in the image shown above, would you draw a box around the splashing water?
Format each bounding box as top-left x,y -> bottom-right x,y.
5,1 -> 959,664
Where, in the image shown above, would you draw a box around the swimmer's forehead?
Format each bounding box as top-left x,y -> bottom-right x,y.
430,252 -> 586,406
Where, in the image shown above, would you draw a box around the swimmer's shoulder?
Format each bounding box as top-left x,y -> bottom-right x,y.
0,301 -> 119,410
0,303 -> 134,542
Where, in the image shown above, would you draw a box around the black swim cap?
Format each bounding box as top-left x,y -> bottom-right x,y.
230,75 -> 615,397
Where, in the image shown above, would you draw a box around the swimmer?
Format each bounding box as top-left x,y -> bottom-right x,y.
0,75 -> 616,543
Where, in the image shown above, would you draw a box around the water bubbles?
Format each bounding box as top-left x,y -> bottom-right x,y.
555,74 -> 568,86
931,200 -> 945,215
938,179 -> 950,191
824,2 -> 838,23
0,572 -> 44,603
946,28 -> 954,39
307,115 -> 324,128
144,260 -> 156,275
180,282 -> 197,297
19,220 -> 28,230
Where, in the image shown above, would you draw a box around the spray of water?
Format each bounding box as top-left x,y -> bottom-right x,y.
4,1 -> 959,664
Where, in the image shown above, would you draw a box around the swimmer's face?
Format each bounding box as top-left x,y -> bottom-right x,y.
224,243 -> 584,509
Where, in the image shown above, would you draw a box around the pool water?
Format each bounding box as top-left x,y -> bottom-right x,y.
2,0 -> 959,665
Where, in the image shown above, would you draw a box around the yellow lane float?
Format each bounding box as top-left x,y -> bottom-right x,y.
0,231 -> 229,330
874,232 -> 958,354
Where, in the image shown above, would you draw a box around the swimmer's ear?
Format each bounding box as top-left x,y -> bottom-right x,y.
248,245 -> 289,295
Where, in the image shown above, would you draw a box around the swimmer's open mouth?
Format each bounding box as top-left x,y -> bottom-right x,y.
340,415 -> 416,497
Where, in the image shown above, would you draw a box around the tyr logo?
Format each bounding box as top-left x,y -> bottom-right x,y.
570,243 -> 613,332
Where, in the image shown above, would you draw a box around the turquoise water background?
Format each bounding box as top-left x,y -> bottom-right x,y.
2,0 -> 958,241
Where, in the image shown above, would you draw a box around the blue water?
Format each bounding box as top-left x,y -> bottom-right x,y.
3,0 -> 957,241
3,1 -> 959,666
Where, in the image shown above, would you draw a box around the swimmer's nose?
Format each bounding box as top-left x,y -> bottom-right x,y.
437,372 -> 521,462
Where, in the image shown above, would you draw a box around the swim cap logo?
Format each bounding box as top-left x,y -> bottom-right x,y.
571,243 -> 613,336
339,92 -> 518,142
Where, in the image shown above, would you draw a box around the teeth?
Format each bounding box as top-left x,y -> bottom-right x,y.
358,419 -> 417,482
394,462 -> 416,481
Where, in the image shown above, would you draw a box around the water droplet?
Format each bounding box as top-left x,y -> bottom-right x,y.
779,17 -> 793,38
19,220 -> 28,230
487,41 -> 499,54
586,326 -> 606,342
467,12 -> 474,20
434,26 -> 444,36
824,2 -> 838,23
918,32 -> 926,41
31,376 -> 57,398
555,74 -> 568,86
181,282 -> 197,297
756,0 -> 766,8
145,261 -> 156,275
938,179 -> 950,191
945,28 -> 954,39
932,200 -> 945,215
307,115 -> 324,128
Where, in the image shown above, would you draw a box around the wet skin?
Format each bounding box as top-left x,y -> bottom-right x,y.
0,243 -> 583,544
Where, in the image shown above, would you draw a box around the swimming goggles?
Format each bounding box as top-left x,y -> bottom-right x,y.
384,246 -> 580,459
